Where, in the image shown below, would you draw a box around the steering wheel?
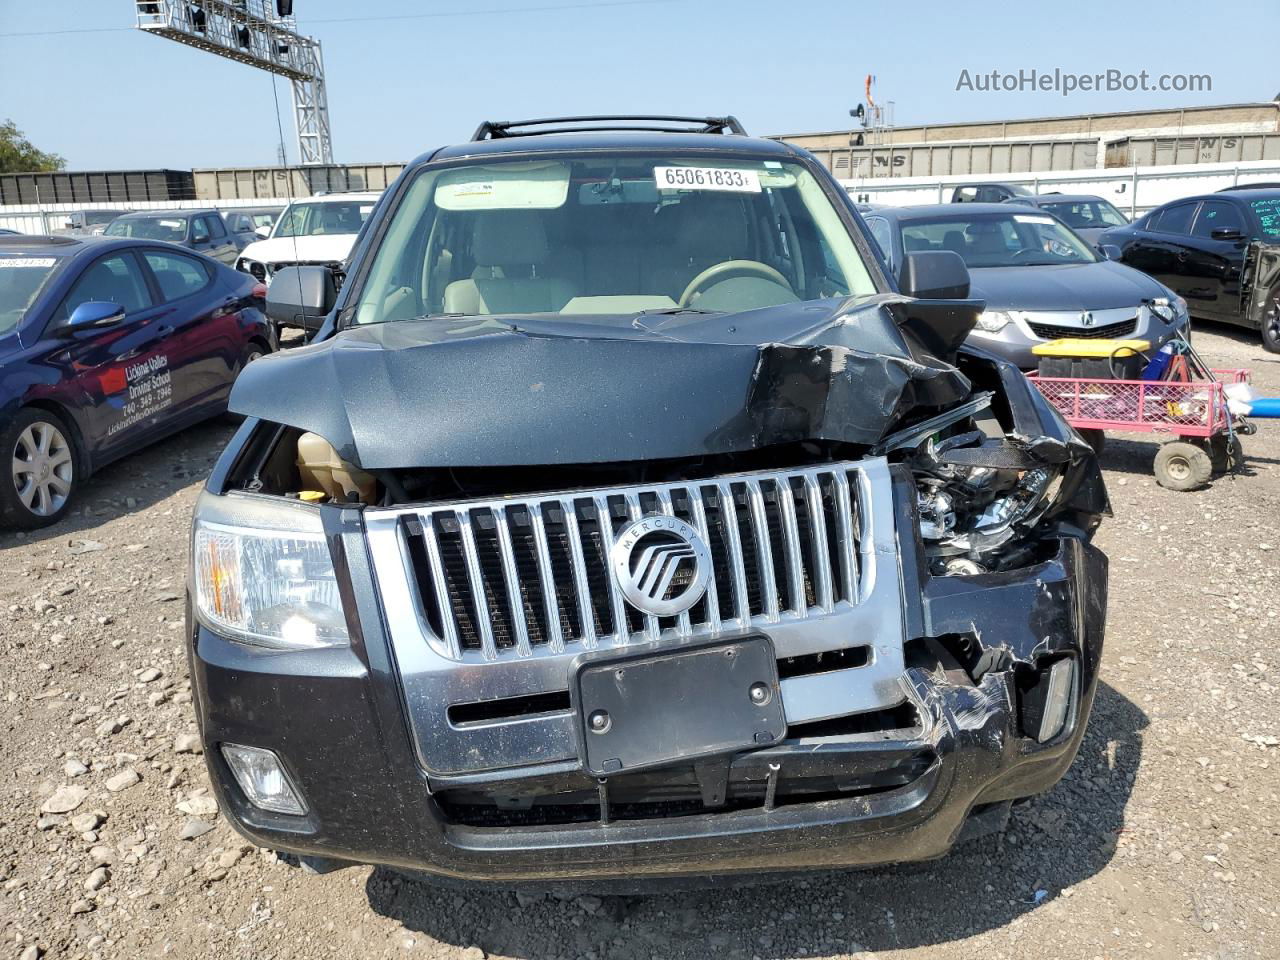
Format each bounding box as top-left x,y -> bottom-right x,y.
678,259 -> 792,307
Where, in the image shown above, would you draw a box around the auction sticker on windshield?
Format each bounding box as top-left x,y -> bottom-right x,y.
0,258 -> 56,268
654,166 -> 761,193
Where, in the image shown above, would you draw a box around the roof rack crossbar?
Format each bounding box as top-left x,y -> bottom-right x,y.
471,115 -> 747,141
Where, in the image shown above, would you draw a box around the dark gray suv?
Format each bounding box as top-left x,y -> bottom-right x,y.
186,115 -> 1109,885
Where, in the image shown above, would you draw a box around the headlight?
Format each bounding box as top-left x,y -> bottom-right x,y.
237,258 -> 267,282
193,517 -> 349,650
1149,296 -> 1188,326
975,310 -> 1011,332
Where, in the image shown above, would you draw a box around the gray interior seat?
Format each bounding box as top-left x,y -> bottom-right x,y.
443,211 -> 576,315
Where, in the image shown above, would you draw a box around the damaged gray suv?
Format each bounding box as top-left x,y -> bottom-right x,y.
186,115 -> 1109,883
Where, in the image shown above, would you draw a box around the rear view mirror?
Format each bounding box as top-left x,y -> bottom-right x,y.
64,300 -> 125,333
266,266 -> 336,326
1098,243 -> 1122,261
1210,227 -> 1245,242
899,250 -> 970,300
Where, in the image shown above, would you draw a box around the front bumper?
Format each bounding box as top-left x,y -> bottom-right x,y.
187,497 -> 1108,883
972,305 -> 1186,369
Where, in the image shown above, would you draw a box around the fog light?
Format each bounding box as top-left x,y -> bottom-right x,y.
222,743 -> 306,815
1016,657 -> 1075,743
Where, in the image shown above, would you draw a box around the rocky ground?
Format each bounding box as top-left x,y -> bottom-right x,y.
1,326 -> 1278,960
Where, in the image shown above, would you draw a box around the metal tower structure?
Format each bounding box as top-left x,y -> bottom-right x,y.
134,1 -> 333,164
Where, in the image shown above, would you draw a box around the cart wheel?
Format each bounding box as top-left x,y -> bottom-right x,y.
1205,435 -> 1244,474
1077,429 -> 1105,457
1154,441 -> 1213,491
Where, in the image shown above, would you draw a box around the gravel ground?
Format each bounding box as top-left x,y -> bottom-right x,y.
2,326 -> 1277,960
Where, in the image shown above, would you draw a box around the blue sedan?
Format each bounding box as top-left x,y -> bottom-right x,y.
0,234 -> 275,528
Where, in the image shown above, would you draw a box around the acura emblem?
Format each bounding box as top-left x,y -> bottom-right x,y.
1081,311 -> 1095,326
610,515 -> 710,617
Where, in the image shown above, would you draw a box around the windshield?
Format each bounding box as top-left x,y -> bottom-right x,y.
900,212 -> 1098,268
1039,199 -> 1128,229
273,201 -> 373,238
0,254 -> 64,335
105,216 -> 187,242
352,154 -> 876,323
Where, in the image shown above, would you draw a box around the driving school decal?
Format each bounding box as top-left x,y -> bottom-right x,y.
104,353 -> 172,436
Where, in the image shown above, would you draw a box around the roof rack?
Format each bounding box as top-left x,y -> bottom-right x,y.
471,115 -> 747,141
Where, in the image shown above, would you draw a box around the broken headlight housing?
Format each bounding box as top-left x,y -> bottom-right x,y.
191,493 -> 349,650
881,395 -> 1068,577
916,456 -> 1064,575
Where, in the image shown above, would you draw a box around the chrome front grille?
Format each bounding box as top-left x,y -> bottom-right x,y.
380,464 -> 877,663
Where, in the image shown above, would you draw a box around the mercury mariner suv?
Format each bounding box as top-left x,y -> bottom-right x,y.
187,115 -> 1109,884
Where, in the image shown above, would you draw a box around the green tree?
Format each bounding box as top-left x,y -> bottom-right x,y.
0,120 -> 64,174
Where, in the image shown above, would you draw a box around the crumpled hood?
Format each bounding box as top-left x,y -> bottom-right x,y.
239,234 -> 359,266
970,260 -> 1166,312
229,296 -> 981,469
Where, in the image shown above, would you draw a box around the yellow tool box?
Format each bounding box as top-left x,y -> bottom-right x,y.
1032,338 -> 1152,379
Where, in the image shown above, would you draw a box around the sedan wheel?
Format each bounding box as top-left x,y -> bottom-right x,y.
2,410 -> 79,529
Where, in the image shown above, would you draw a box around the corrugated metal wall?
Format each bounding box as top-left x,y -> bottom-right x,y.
811,139 -> 1099,179
192,163 -> 406,199
0,170 -> 196,205
1105,133 -> 1280,168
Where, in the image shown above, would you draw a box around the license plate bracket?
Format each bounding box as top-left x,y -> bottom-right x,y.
574,637 -> 785,777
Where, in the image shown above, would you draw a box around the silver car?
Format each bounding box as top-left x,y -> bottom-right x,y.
863,203 -> 1189,368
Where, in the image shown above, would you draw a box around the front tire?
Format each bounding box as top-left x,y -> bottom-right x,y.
1153,440 -> 1213,492
1,408 -> 80,529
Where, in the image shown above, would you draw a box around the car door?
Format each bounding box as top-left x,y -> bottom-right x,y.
1125,201 -> 1198,294
202,214 -> 237,264
138,247 -> 243,414
50,250 -> 178,460
1186,199 -> 1250,321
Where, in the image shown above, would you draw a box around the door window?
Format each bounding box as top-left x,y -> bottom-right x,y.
61,253 -> 153,320
1150,202 -> 1197,235
205,215 -> 227,239
865,216 -> 892,261
191,218 -> 210,243
143,250 -> 212,301
1191,201 -> 1245,238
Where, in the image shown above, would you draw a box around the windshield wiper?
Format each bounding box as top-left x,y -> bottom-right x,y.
636,307 -> 724,316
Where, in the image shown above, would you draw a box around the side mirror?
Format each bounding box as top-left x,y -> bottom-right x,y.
1210,227 -> 1245,242
254,225 -> 271,239
1098,243 -> 1123,261
899,250 -> 970,300
266,265 -> 336,326
64,300 -> 125,333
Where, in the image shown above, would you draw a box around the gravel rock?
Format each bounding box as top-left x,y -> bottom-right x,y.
179,818 -> 215,840
84,867 -> 109,892
176,794 -> 218,817
138,667 -> 163,683
70,811 -> 105,832
40,785 -> 89,814
174,732 -> 203,754
104,767 -> 141,792
19,945 -> 42,960
63,758 -> 89,778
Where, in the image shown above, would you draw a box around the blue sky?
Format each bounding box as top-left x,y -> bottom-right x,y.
0,0 -> 1274,170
